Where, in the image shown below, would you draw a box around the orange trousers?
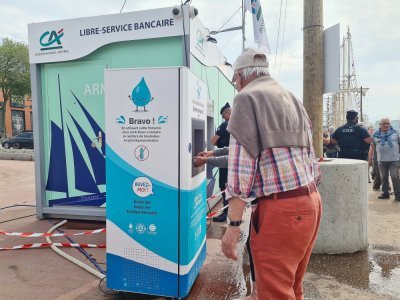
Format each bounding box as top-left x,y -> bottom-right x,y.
250,191 -> 322,300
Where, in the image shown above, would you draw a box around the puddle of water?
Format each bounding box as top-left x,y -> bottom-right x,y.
307,244 -> 400,299
368,245 -> 400,299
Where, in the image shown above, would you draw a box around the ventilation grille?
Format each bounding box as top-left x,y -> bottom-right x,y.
122,247 -> 161,291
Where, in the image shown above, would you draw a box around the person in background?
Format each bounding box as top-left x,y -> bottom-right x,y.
367,126 -> 377,185
222,48 -> 321,299
330,110 -> 373,160
323,126 -> 339,158
369,139 -> 382,189
210,102 -> 231,222
372,118 -> 400,200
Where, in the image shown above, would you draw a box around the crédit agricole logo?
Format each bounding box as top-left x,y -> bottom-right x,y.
40,28 -> 64,51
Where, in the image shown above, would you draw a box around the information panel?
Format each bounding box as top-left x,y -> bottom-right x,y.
105,67 -> 207,298
105,68 -> 180,296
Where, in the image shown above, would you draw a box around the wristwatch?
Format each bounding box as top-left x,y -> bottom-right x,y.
228,218 -> 242,227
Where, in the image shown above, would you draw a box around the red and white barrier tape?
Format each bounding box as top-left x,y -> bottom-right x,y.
1,191 -> 226,239
0,228 -> 106,238
0,242 -> 106,251
207,204 -> 229,220
207,189 -> 226,202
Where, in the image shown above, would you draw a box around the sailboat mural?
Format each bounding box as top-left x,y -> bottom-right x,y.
46,74 -> 106,207
45,121 -> 68,194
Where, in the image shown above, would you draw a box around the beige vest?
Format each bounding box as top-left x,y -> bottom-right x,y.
227,76 -> 311,158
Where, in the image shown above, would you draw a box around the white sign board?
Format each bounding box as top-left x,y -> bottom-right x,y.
105,68 -> 179,187
28,7 -> 185,64
189,18 -> 234,80
324,23 -> 340,94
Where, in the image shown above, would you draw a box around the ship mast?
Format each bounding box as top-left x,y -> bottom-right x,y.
325,26 -> 369,128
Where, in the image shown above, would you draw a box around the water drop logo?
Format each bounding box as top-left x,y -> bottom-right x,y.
196,29 -> 204,49
195,29 -> 205,55
128,77 -> 154,112
116,115 -> 125,124
157,115 -> 168,124
40,28 -> 64,51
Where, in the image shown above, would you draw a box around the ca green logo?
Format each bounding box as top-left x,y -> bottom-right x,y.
40,28 -> 64,51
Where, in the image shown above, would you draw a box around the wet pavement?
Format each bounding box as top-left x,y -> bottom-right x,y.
1,160 -> 400,299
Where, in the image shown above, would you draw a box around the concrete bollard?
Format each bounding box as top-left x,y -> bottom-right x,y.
313,158 -> 368,254
0,152 -> 34,161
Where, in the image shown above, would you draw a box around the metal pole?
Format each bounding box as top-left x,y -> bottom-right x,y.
347,27 -> 351,111
360,86 -> 363,122
341,37 -> 346,123
242,0 -> 246,51
303,0 -> 324,157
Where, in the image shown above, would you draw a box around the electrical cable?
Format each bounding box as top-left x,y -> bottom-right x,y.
221,31 -> 238,51
0,204 -> 36,211
0,214 -> 36,224
180,0 -> 189,67
46,220 -> 105,279
277,0 -> 288,79
215,6 -> 243,34
273,0 -> 283,77
119,0 -> 127,13
48,220 -> 106,275
99,276 -> 118,296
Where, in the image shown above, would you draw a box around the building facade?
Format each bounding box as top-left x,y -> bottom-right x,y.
0,91 -> 33,138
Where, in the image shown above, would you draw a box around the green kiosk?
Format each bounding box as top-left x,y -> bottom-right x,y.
29,5 -> 236,220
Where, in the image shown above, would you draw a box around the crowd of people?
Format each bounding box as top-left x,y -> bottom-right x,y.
323,113 -> 400,201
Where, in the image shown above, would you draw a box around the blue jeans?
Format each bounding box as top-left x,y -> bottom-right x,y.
379,161 -> 400,197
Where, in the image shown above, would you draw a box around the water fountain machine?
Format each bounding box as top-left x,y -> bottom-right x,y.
105,67 -> 207,298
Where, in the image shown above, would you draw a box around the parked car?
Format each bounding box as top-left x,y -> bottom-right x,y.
2,132 -> 34,149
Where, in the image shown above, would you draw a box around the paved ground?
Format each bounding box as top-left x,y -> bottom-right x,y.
0,160 -> 400,299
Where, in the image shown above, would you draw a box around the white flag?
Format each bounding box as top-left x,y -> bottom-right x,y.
244,0 -> 271,54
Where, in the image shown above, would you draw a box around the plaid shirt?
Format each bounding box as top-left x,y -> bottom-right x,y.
226,132 -> 321,202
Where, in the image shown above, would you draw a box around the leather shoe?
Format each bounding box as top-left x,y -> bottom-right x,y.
212,214 -> 227,222
378,193 -> 390,199
395,197 -> 400,202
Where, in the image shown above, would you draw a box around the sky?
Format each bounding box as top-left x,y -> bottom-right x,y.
0,0 -> 399,124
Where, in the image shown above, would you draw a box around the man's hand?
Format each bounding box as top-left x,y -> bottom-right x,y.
368,159 -> 373,167
221,226 -> 241,260
197,150 -> 215,158
193,156 -> 207,167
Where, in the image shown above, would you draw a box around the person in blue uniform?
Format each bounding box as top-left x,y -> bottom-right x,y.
330,110 -> 373,160
211,102 -> 231,222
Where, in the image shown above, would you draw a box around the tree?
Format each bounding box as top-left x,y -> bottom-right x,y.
0,38 -> 31,138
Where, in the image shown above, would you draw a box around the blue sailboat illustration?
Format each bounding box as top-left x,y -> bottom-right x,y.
68,111 -> 105,185
128,77 -> 154,111
45,121 -> 68,194
46,74 -> 106,207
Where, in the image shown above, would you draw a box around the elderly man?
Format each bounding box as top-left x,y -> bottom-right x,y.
222,48 -> 322,300
372,118 -> 400,200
